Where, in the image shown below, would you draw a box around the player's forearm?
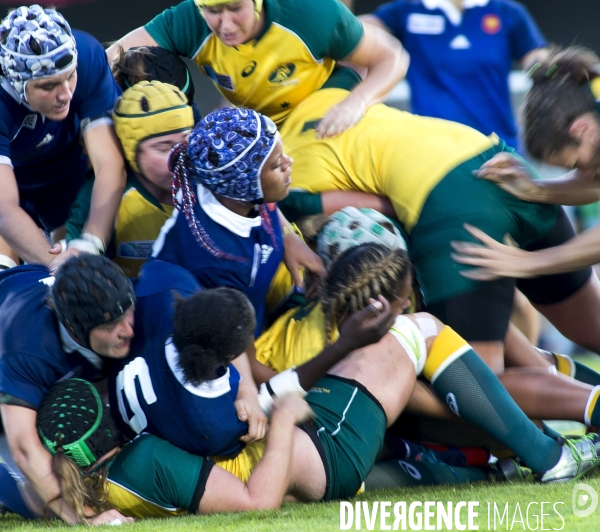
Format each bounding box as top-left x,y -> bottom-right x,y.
321,191 -> 396,218
349,26 -> 408,107
525,173 -> 600,206
106,27 -> 158,63
84,163 -> 126,245
0,204 -> 53,265
295,339 -> 353,391
244,410 -> 297,509
530,227 -> 600,274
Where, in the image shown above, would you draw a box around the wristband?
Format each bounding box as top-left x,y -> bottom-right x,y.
257,368 -> 306,415
68,233 -> 105,254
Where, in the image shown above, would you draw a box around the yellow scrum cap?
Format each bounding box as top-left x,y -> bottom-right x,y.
113,81 -> 194,174
194,0 -> 263,20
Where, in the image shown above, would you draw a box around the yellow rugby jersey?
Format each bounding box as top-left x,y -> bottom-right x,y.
279,89 -> 498,232
256,301 -> 334,373
145,0 -> 363,124
113,186 -> 173,278
214,440 -> 266,482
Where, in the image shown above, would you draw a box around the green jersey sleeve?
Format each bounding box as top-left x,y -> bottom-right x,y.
279,0 -> 364,61
65,178 -> 94,241
278,190 -> 323,222
145,0 -> 211,59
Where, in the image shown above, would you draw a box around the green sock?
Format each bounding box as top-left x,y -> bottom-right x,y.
424,328 -> 562,474
554,352 -> 600,386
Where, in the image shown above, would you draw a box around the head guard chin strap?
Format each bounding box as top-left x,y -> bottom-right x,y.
113,80 -> 194,174
0,5 -> 77,105
37,379 -> 120,468
182,106 -> 277,204
195,0 -> 263,20
49,254 -> 136,350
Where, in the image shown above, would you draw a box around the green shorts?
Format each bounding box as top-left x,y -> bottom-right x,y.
305,375 -> 387,501
409,141 -> 561,305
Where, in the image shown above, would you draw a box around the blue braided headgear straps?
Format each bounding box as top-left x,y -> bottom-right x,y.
169,107 -> 280,261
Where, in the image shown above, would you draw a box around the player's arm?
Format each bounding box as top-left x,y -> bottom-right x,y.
106,27 -> 158,63
321,191 -> 396,218
316,22 -> 408,138
1,404 -> 129,524
231,352 -> 268,443
198,394 -> 311,513
81,124 -> 127,248
0,165 -> 55,265
476,152 -> 600,205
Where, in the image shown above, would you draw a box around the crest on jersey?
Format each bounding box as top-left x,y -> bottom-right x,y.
269,63 -> 296,84
22,114 -> 37,129
241,61 -> 257,78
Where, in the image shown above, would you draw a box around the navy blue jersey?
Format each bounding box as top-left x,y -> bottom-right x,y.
375,0 -> 545,149
0,30 -> 121,189
0,265 -> 104,409
152,185 -> 284,336
109,260 -> 248,457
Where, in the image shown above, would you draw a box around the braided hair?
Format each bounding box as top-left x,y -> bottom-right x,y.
37,379 -> 120,522
168,107 -> 280,262
321,243 -> 412,345
523,46 -> 600,161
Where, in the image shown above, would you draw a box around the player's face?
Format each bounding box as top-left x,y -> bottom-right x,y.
202,0 -> 259,46
137,130 -> 190,203
546,116 -> 600,171
260,136 -> 293,203
89,307 -> 135,359
25,65 -> 77,121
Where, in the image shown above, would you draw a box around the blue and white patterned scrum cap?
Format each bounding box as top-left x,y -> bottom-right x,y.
185,107 -> 278,203
0,5 -> 77,103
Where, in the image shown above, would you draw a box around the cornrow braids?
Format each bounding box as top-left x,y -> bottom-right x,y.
523,46 -> 600,160
321,243 -> 412,345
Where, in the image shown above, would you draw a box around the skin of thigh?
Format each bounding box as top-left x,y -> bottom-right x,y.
534,275 -> 600,354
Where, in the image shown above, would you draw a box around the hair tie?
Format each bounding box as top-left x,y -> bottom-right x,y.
545,64 -> 559,78
527,62 -> 542,78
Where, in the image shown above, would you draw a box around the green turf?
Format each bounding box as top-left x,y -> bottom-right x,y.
3,474 -> 600,531
4,353 -> 600,530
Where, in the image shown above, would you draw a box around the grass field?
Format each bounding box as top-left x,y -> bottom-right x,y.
3,477 -> 600,531
3,355 -> 600,531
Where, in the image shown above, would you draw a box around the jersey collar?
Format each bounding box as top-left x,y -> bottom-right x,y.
165,338 -> 232,398
59,322 -> 103,369
197,183 -> 262,238
421,0 -> 490,25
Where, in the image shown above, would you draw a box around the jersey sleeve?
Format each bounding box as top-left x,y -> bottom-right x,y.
277,190 -> 323,222
0,352 -> 62,409
506,1 -> 546,60
71,31 -> 121,122
145,0 -> 211,58
373,0 -> 407,40
65,176 -> 94,241
0,106 -> 15,165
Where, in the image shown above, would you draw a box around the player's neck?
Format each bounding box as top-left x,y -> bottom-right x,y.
215,194 -> 256,218
449,0 -> 464,11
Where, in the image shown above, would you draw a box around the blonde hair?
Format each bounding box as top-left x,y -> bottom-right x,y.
47,451 -> 111,523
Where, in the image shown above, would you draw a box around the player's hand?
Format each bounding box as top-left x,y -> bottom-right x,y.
272,393 -> 313,425
315,95 -> 367,139
236,392 -> 268,443
283,229 -> 326,290
475,153 -> 539,201
337,295 -> 395,352
84,509 -> 134,526
48,246 -> 82,274
450,224 -> 538,280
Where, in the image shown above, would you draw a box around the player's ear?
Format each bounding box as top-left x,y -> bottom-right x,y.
568,113 -> 596,141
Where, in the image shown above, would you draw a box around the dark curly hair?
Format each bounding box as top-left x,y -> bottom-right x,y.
172,288 -> 256,384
